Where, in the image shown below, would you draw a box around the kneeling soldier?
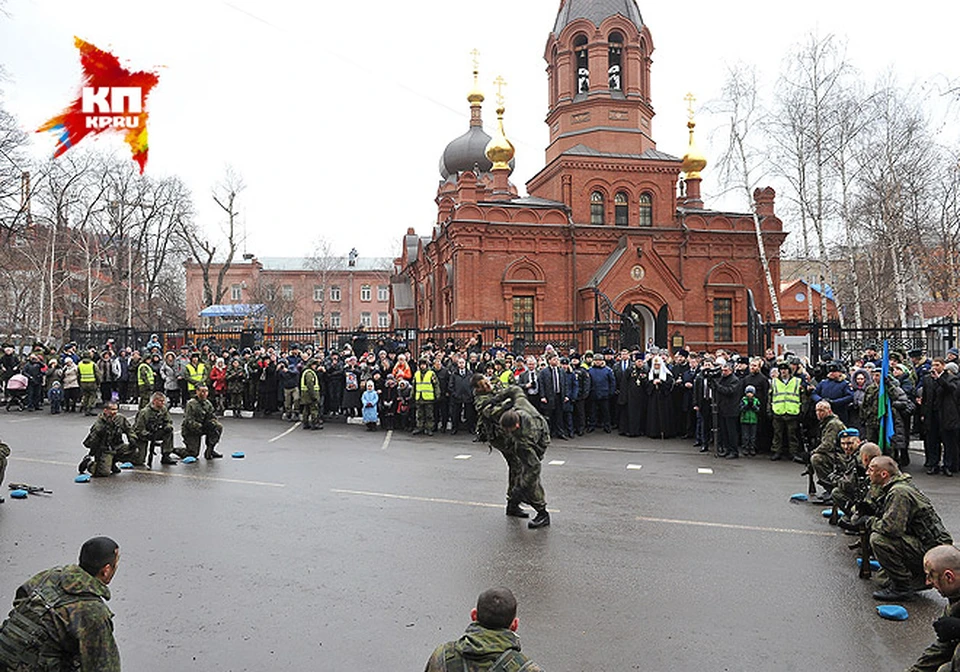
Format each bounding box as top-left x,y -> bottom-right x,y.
79,403 -> 138,477
134,391 -> 176,466
181,385 -> 223,459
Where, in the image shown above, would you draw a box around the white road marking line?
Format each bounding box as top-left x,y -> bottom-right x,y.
636,515 -> 835,537
7,417 -> 41,423
698,468 -> 714,474
548,460 -> 565,466
380,429 -> 393,450
626,463 -> 642,470
268,423 -> 301,443
331,488 -> 560,512
454,454 -> 472,460
9,456 -> 285,488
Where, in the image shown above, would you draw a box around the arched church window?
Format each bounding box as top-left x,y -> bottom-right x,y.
608,32 -> 623,91
615,191 -> 628,226
590,191 -> 605,225
639,192 -> 653,227
574,34 -> 589,94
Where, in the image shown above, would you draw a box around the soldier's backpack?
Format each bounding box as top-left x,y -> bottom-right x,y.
439,642 -> 538,672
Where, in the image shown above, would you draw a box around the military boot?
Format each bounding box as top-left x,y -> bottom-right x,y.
528,510 -> 551,529
204,448 -> 223,459
160,454 -> 178,465
78,454 -> 95,474
506,501 -> 529,518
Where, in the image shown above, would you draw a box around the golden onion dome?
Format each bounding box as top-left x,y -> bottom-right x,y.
485,105 -> 515,169
682,120 -> 707,179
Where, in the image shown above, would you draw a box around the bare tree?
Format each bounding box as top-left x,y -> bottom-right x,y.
305,236 -> 339,328
713,64 -> 782,322
177,167 -> 244,309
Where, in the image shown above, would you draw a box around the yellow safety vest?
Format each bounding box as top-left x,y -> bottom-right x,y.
300,368 -> 317,393
414,369 -> 436,401
138,362 -> 155,388
78,361 -> 96,384
186,363 -> 205,391
771,377 -> 801,416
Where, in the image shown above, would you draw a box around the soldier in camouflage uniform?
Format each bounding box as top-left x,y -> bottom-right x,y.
225,358 -> 246,418
864,455 -> 953,601
906,544 -> 960,672
134,391 -> 177,466
299,359 -> 323,430
500,402 -> 551,529
79,403 -> 138,477
473,375 -> 529,518
181,385 -> 223,459
810,400 -> 846,502
0,536 -> 121,671
423,587 -> 543,672
0,441 -> 8,504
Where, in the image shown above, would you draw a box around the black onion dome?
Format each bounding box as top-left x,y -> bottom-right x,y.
439,126 -> 494,180
552,0 -> 643,34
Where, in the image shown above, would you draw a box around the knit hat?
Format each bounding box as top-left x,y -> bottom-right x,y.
745,385 -> 756,394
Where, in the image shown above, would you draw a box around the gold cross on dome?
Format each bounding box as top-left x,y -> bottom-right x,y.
684,92 -> 696,121
494,75 -> 507,107
471,48 -> 480,72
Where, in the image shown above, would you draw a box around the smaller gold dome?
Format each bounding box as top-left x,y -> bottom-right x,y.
468,49 -> 484,105
485,105 -> 515,169
682,119 -> 707,179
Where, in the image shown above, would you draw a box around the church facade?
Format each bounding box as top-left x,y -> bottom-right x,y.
392,0 -> 786,354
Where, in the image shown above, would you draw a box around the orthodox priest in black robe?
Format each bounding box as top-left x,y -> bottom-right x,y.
618,356 -> 648,437
645,356 -> 676,439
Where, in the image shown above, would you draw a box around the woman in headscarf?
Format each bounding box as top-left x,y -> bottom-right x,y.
645,355 -> 675,439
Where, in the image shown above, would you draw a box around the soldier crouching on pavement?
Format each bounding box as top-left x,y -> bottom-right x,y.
861,455 -> 953,601
134,391 -> 177,466
810,400 -> 846,503
423,587 -> 544,672
905,545 -> 960,672
833,439 -> 882,531
181,385 -> 223,459
500,407 -> 551,529
79,402 -> 139,477
0,536 -> 121,670
0,440 -> 8,503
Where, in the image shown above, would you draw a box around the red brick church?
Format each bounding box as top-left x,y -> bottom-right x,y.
392,0 -> 786,354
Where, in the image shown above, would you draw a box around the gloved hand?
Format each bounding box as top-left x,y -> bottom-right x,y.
933,616 -> 960,642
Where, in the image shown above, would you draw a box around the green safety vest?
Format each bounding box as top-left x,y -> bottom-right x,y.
138,362 -> 155,388
300,368 -> 317,393
186,363 -> 205,391
771,376 -> 801,416
414,369 -> 436,401
78,361 -> 96,384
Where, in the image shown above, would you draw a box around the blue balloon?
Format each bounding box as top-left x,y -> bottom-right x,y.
74,474 -> 91,483
790,493 -> 809,502
118,462 -> 134,470
182,456 -> 197,464
9,489 -> 28,499
877,604 -> 909,621
857,558 -> 882,571
231,451 -> 245,459
821,508 -> 845,518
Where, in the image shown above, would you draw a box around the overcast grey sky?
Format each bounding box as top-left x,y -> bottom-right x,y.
1,1 -> 957,260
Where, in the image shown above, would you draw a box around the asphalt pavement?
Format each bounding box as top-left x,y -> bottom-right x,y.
1,409 -> 956,671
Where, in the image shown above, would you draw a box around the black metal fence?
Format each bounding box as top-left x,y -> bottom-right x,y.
763,321 -> 960,363
68,323 -> 626,357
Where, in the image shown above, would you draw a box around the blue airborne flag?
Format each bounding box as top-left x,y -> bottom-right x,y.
877,340 -> 895,452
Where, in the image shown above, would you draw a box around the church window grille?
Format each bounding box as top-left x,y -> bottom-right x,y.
590,191 -> 605,225
615,192 -> 629,226
639,192 -> 653,227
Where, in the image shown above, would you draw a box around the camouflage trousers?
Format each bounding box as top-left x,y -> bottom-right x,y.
138,388 -> 153,409
810,450 -> 837,487
83,443 -> 137,477
830,478 -> 861,515
0,441 -> 9,487
301,401 -> 321,427
491,438 -> 522,501
510,441 -> 546,512
181,420 -> 222,458
228,392 -> 244,411
136,427 -> 174,462
415,400 -> 435,432
870,531 -> 926,588
80,383 -> 98,414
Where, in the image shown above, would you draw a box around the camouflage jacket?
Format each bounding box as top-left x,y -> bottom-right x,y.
182,398 -> 216,435
424,623 -> 543,672
82,414 -> 137,452
869,473 -> 953,548
0,564 -> 120,672
814,414 -> 845,456
225,367 -> 246,394
906,596 -> 960,672
133,404 -> 172,438
506,407 -> 550,461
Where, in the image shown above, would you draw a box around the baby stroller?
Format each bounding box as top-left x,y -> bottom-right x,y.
5,373 -> 28,412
